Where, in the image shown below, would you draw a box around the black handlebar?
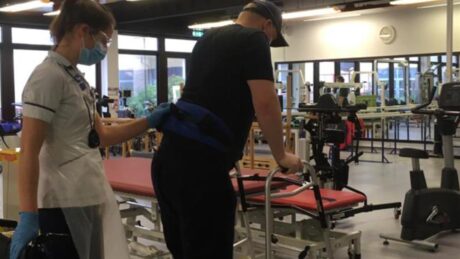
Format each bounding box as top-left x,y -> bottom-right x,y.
299,104 -> 367,113
411,86 -> 460,116
411,87 -> 437,115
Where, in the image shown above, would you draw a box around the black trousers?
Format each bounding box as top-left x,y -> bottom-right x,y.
38,206 -> 103,259
152,134 -> 237,259
38,208 -> 79,259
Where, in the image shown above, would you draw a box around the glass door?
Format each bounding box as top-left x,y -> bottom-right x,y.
167,57 -> 187,103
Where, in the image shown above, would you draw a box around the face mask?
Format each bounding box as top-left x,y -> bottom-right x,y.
79,41 -> 107,66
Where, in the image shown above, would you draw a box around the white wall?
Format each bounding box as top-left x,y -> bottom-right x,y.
272,5 -> 460,62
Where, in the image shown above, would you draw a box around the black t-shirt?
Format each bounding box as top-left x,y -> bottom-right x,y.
181,24 -> 274,159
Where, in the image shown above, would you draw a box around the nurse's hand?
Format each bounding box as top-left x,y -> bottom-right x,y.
9,212 -> 39,259
147,103 -> 171,129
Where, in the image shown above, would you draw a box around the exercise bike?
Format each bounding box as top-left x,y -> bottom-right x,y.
380,82 -> 460,251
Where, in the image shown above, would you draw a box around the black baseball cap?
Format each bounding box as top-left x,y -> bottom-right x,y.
242,0 -> 288,47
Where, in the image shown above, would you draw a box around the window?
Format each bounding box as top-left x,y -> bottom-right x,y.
377,63 -> 389,106
14,49 -> 48,103
340,62 -> 354,82
430,55 -> 439,63
167,58 -> 186,102
78,64 -> 97,88
359,62 -> 373,96
409,63 -> 419,104
118,35 -> 158,51
292,62 -> 313,106
118,54 -> 157,118
394,62 -> 407,105
319,62 -> 334,83
303,62 -> 314,103
276,64 -> 289,85
13,52 -> 96,103
12,28 -> 53,45
275,64 -> 289,110
165,38 -> 197,53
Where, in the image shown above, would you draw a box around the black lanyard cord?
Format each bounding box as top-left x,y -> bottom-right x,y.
61,64 -> 96,129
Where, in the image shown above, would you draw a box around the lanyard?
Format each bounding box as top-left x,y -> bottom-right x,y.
60,64 -> 97,130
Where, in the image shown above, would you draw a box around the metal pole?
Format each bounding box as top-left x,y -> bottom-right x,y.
442,135 -> 455,169
405,64 -> 410,104
447,0 -> 453,83
265,170 -> 275,259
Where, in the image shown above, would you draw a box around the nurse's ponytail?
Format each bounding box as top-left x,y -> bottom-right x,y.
50,0 -> 116,44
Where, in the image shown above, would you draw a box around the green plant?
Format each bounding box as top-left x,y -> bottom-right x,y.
127,85 -> 157,118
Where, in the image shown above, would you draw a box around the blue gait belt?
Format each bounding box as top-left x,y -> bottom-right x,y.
162,100 -> 233,152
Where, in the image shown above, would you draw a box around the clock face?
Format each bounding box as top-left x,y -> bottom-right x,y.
379,26 -> 396,44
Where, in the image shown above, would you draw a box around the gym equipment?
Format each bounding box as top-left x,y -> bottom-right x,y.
262,164 -> 362,259
239,163 -> 364,259
298,94 -> 401,214
300,94 -> 365,190
380,82 -> 460,251
0,121 -> 21,149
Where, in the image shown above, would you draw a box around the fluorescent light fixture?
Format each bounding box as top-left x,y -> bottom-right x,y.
43,10 -> 60,16
305,13 -> 361,22
418,1 -> 460,8
282,8 -> 340,20
390,0 -> 437,5
0,0 -> 52,12
188,7 -> 340,30
188,20 -> 234,30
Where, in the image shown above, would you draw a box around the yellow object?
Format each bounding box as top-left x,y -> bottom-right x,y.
0,231 -> 14,238
0,148 -> 20,162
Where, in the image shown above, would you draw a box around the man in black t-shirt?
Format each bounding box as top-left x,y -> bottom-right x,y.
152,1 -> 302,258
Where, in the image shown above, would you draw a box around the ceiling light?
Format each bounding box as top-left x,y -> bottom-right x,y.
43,10 -> 60,16
0,0 -> 52,12
305,13 -> 361,22
188,20 -> 234,30
390,0 -> 438,5
282,8 -> 340,20
418,1 -> 460,8
188,7 -> 340,30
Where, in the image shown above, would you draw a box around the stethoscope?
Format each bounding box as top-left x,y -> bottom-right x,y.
60,64 -> 100,148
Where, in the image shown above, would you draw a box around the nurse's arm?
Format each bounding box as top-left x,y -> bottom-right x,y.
18,117 -> 48,212
95,114 -> 149,147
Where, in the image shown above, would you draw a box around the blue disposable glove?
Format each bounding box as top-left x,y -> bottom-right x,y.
9,212 -> 39,259
147,102 -> 171,129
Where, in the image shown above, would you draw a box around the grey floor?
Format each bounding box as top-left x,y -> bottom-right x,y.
330,152 -> 460,259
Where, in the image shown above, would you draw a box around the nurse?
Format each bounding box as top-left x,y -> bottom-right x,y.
9,0 -> 169,258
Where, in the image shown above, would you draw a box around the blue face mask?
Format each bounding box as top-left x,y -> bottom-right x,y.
79,41 -> 107,65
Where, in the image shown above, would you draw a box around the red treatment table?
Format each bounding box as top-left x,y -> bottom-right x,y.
104,157 -> 290,198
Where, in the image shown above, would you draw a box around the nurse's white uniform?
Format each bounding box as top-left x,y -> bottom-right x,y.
22,51 -> 129,259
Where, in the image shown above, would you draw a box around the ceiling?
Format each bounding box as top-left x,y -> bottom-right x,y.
0,0 -> 447,37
